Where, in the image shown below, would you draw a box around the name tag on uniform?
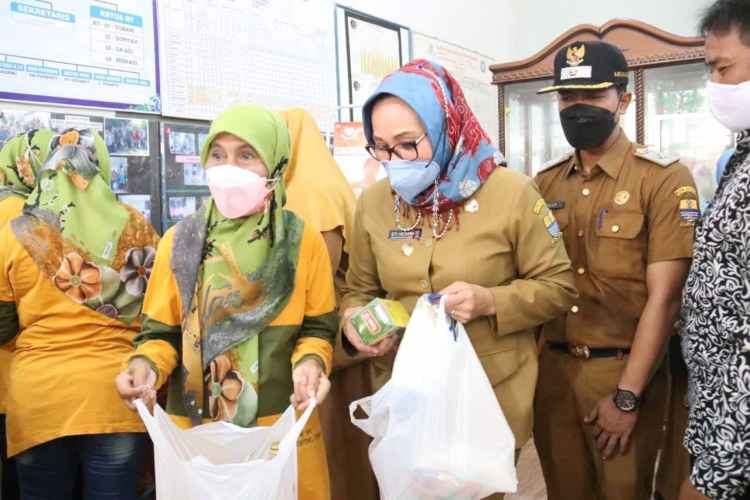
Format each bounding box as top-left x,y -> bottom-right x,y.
547,201 -> 566,210
388,228 -> 422,240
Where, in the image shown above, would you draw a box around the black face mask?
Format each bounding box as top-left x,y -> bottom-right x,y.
559,103 -> 618,150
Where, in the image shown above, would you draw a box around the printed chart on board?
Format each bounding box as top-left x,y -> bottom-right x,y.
0,0 -> 159,111
412,33 -> 499,147
158,0 -> 338,125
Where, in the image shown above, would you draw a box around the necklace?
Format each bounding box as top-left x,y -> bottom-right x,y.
430,187 -> 454,239
392,184 -> 454,240
393,195 -> 422,231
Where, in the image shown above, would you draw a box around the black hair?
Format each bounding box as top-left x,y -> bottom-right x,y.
700,0 -> 750,45
363,93 -> 393,143
615,84 -> 628,96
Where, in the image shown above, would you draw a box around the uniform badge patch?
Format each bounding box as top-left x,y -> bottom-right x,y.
614,191 -> 630,205
679,199 -> 700,226
566,44 -> 586,66
674,186 -> 698,198
533,199 -> 546,215
544,214 -> 562,239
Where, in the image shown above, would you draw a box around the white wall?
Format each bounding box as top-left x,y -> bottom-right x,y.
340,0 -> 712,63
339,0 -> 516,58
503,0 -> 712,62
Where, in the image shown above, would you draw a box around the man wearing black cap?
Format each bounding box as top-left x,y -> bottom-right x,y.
533,41 -> 698,499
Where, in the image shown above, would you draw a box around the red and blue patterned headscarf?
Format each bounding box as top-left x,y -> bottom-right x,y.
362,59 -> 505,211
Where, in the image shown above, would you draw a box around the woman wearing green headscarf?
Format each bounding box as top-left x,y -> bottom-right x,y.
0,127 -> 160,499
115,105 -> 337,500
0,128 -> 53,500
0,128 -> 55,224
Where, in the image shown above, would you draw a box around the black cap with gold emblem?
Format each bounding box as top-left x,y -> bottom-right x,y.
537,41 -> 629,94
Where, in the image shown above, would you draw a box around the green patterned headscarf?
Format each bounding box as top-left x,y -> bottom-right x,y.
0,128 -> 54,200
172,104 -> 302,426
12,128 -> 159,324
25,128 -> 124,265
197,104 -> 295,358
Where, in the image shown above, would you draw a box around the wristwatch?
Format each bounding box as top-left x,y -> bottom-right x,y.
613,388 -> 641,412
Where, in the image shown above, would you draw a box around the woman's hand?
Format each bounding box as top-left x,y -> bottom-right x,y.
440,282 -> 496,323
291,358 -> 331,411
341,306 -> 399,357
115,357 -> 157,412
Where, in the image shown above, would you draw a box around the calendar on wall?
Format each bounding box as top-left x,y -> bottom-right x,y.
157,0 -> 338,125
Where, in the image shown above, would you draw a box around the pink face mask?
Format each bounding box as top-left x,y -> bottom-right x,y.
206,165 -> 270,219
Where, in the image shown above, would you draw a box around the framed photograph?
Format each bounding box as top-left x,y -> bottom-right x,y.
0,110 -> 51,149
169,130 -> 196,156
183,163 -> 207,186
110,157 -> 129,193
337,9 -> 409,121
168,196 -> 197,220
104,118 -> 150,156
118,194 -> 152,221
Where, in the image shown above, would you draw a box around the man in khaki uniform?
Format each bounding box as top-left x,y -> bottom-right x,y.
534,42 -> 697,500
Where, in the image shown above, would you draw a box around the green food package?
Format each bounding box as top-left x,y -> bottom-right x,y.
351,298 -> 410,345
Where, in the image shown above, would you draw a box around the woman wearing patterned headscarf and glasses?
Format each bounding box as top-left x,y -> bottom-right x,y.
340,61 -> 577,494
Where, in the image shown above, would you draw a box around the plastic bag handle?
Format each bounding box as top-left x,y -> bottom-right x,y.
348,397 -> 371,424
278,398 -> 317,453
348,396 -> 376,437
434,294 -> 459,341
134,398 -> 164,448
134,398 -> 155,424
135,398 -> 317,454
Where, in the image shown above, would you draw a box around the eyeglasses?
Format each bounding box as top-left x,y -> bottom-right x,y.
365,134 -> 427,161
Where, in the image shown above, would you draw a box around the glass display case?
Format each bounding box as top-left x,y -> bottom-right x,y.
492,20 -> 729,203
504,76 -> 636,176
644,63 -> 733,206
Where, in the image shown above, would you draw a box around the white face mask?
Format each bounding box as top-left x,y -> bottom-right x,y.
706,79 -> 750,132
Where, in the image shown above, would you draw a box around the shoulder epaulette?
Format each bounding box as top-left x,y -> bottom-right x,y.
537,150 -> 575,174
634,147 -> 679,167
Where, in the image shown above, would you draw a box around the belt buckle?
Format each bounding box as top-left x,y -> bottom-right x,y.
569,344 -> 591,359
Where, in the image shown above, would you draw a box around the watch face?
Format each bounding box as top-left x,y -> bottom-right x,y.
614,390 -> 638,412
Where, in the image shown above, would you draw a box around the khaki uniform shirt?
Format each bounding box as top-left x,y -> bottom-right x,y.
341,167 -> 577,445
535,129 -> 697,349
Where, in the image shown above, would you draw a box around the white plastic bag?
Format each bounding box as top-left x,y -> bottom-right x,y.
350,296 -> 517,499
135,398 -> 316,500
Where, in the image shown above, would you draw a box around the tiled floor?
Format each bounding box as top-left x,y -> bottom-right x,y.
507,439 -> 547,500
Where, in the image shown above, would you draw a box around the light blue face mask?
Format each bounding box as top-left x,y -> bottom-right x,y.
382,159 -> 441,204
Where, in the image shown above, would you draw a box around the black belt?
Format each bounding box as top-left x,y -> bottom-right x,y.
547,341 -> 630,360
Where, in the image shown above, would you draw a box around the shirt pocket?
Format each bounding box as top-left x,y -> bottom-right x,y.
593,211 -> 647,279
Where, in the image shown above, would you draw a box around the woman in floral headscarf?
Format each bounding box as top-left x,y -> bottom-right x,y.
340,61 -> 577,498
0,128 -> 54,500
115,104 -> 337,500
0,128 -> 159,499
0,128 -> 54,224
